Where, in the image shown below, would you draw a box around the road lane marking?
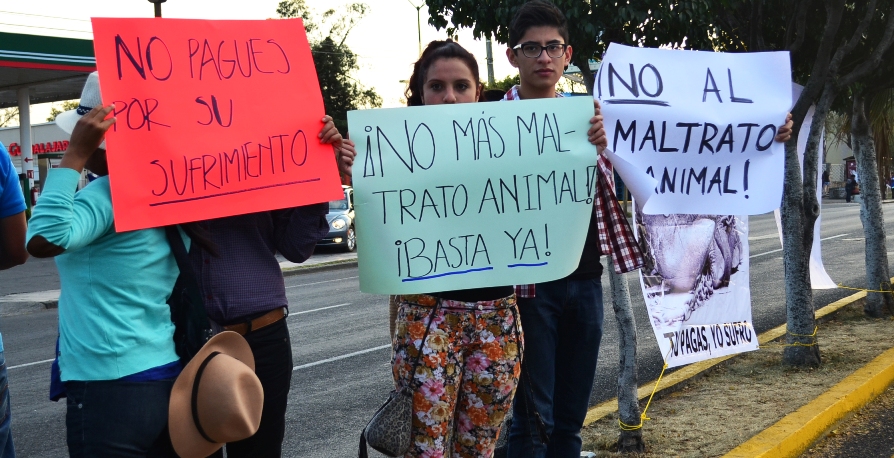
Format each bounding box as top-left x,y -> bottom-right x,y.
9,358 -> 54,370
10,233 -> 852,373
293,344 -> 390,371
290,303 -> 351,315
285,276 -> 358,289
748,234 -> 780,241
749,234 -> 848,259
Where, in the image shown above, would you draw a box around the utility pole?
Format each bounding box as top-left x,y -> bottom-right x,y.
407,0 -> 422,56
485,37 -> 495,87
148,0 -> 166,18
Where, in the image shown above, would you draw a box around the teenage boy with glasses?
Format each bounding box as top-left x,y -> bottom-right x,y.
501,1 -> 644,456
501,4 -> 794,456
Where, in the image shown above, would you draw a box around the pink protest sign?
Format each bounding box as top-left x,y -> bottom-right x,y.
91,18 -> 343,231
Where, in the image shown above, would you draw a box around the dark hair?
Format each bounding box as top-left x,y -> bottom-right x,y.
508,0 -> 570,48
405,39 -> 481,107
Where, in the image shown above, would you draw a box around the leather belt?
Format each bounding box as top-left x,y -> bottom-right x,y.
223,307 -> 287,336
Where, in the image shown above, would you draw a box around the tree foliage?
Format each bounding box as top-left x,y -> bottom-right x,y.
277,0 -> 381,132
484,74 -> 519,92
47,100 -> 79,122
0,108 -> 18,128
424,0 -> 720,93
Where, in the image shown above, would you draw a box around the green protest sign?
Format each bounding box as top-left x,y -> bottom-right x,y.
348,97 -> 596,294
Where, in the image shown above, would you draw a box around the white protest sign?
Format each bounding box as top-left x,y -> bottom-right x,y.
636,212 -> 758,368
597,43 -> 791,215
348,97 -> 597,294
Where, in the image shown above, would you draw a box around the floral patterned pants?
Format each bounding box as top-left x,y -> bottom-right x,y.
392,294 -> 523,458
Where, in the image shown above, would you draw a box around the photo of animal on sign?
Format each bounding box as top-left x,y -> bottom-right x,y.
597,43 -> 791,216
90,18 -> 344,231
348,97 -> 596,294
635,212 -> 758,368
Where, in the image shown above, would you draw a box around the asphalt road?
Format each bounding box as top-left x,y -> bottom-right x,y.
1,200 -> 891,457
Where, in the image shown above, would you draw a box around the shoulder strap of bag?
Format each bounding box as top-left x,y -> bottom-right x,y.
164,225 -> 209,334
165,226 -> 199,286
359,300 -> 441,457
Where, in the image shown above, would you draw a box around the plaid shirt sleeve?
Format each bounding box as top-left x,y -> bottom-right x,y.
595,155 -> 645,274
514,284 -> 535,298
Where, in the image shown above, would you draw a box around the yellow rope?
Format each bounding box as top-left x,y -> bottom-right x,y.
836,283 -> 893,294
788,326 -> 818,338
618,347 -> 673,431
619,323 -> 821,431
761,326 -> 819,348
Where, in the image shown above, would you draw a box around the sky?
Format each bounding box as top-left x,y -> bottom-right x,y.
0,0 -> 519,121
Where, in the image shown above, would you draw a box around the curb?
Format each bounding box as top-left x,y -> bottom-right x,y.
281,259 -> 358,277
0,300 -> 58,317
583,286 -> 872,428
723,346 -> 894,457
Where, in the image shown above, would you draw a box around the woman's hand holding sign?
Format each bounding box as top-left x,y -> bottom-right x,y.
59,104 -> 116,173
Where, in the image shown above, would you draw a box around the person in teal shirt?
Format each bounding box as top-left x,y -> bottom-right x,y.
26,73 -> 182,457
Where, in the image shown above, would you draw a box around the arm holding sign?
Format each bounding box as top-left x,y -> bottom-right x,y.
588,99 -> 608,151
272,115 -> 351,263
338,139 -> 356,176
27,105 -> 116,258
776,113 -> 793,143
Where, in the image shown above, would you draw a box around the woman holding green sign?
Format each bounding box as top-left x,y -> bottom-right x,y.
386,39 -> 606,457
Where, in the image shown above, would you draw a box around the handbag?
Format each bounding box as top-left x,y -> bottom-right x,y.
165,226 -> 213,365
359,300 -> 440,458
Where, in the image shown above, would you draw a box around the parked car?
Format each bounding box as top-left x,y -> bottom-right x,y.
319,185 -> 355,252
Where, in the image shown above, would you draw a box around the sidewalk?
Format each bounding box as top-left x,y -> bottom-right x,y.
0,251 -> 358,317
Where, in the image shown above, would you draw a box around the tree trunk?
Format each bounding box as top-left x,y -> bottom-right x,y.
782,86 -> 834,367
851,92 -> 894,317
608,268 -> 645,452
573,54 -> 595,96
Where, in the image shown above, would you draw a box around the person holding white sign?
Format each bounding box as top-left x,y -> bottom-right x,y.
499,3 -> 642,457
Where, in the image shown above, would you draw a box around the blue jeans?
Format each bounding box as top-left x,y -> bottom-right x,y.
64,379 -> 177,457
0,351 -> 15,458
507,277 -> 604,458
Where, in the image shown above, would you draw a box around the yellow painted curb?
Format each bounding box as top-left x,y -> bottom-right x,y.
723,345 -> 894,458
583,285 -> 869,427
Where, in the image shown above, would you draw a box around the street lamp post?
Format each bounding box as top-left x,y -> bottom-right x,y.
406,0 -> 422,56
148,0 -> 166,18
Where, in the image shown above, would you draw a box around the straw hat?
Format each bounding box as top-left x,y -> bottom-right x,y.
55,71 -> 106,148
169,331 -> 264,458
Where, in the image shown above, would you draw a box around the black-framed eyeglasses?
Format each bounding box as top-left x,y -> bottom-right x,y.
513,42 -> 568,58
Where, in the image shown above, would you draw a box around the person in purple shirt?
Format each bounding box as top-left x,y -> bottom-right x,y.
189,118 -> 355,458
0,140 -> 27,458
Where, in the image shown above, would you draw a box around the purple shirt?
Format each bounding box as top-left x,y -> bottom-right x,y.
189,204 -> 329,324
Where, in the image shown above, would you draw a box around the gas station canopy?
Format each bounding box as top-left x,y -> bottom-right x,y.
0,31 -> 95,109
